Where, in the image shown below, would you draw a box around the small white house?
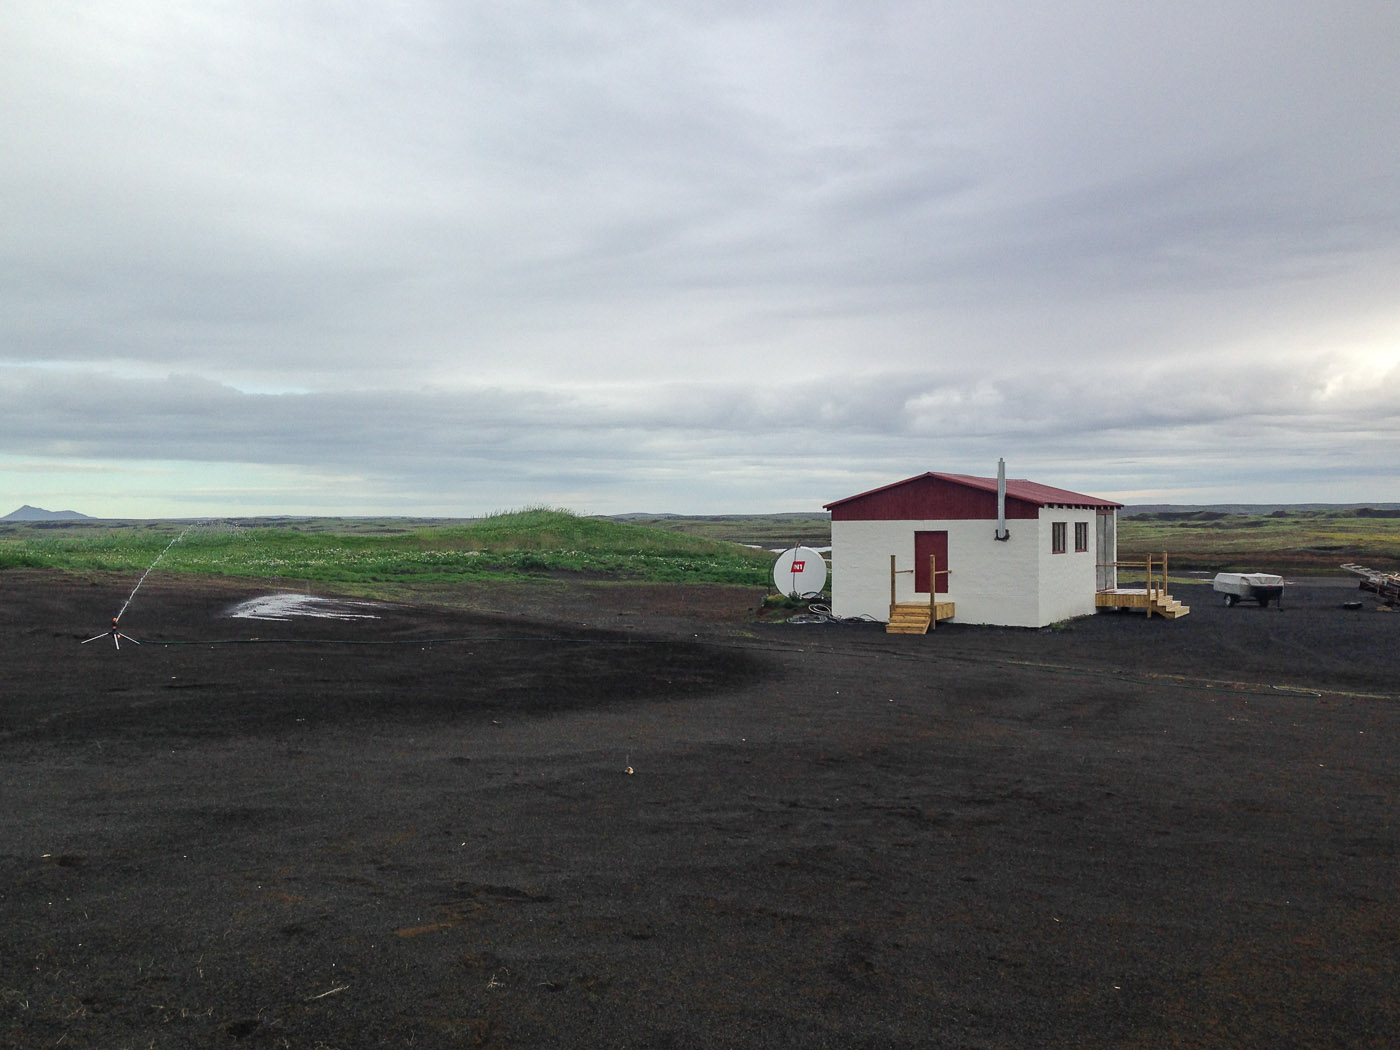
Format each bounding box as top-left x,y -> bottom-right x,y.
823,467 -> 1121,628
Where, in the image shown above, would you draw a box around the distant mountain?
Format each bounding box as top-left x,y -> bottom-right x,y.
1121,503 -> 1400,516
2,505 -> 92,521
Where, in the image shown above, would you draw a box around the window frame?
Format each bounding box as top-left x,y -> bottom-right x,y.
1074,521 -> 1088,553
1051,521 -> 1067,554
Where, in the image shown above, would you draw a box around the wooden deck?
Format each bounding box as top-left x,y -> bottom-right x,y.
886,601 -> 956,635
1095,588 -> 1190,618
1096,553 -> 1189,618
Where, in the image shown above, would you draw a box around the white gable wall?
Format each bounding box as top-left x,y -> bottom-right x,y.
829,508 -> 1106,628
1035,510 -> 1103,625
830,517 -> 1042,626
828,519 -> 909,621
943,519 -> 1040,626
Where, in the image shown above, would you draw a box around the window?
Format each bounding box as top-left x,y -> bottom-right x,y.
1074,521 -> 1088,552
1051,521 -> 1067,554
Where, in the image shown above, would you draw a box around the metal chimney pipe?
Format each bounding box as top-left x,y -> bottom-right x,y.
995,457 -> 1009,541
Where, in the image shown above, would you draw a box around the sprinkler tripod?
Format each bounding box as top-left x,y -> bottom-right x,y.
83,616 -> 141,650
80,521 -> 209,652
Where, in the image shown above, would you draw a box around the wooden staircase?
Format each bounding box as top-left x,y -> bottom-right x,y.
886,603 -> 931,634
886,601 -> 956,635
1094,553 -> 1191,619
1094,588 -> 1191,618
1152,593 -> 1190,618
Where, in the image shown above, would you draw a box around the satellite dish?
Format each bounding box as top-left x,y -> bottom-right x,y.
773,546 -> 827,597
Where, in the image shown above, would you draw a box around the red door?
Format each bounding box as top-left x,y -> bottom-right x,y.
914,531 -> 949,594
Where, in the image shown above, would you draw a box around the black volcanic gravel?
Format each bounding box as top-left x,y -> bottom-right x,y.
2,571 -> 1397,1048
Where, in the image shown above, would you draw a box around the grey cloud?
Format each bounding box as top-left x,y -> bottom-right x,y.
5,352 -> 1394,462
3,2 -> 1398,513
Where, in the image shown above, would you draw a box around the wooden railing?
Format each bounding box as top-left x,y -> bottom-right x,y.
1103,553 -> 1171,612
890,554 -> 950,630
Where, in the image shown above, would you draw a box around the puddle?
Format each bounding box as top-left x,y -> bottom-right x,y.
227,594 -> 384,621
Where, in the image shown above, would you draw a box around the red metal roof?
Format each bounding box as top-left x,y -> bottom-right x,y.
932,473 -> 1122,508
824,472 -> 1122,517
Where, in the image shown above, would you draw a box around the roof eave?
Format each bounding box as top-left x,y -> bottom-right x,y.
824,471 -> 1122,511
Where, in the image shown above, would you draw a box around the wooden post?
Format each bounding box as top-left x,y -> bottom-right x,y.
928,554 -> 936,631
1145,554 -> 1154,617
889,554 -> 897,620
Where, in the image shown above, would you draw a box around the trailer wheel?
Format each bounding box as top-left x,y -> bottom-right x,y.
1223,594 -> 1237,607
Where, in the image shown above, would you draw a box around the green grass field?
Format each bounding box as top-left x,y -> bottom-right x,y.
3,507 -> 1395,595
610,513 -> 830,549
0,509 -> 776,591
608,509 -> 1400,575
1116,509 -> 1400,574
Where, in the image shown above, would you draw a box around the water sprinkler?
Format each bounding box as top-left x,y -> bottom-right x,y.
79,520 -> 208,652
83,616 -> 141,650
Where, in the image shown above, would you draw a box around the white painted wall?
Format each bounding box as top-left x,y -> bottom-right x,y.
828,520 -> 914,621
830,508 -> 1105,627
941,518 -> 1040,626
1033,511 -> 1102,624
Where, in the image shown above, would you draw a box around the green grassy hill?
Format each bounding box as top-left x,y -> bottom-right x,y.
5,506 -> 1395,592
607,513 -> 829,549
0,509 -> 776,589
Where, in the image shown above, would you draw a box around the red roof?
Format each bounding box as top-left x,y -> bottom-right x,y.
824,472 -> 1122,514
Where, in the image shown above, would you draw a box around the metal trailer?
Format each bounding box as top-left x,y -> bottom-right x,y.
1341,563 -> 1400,605
1212,572 -> 1285,608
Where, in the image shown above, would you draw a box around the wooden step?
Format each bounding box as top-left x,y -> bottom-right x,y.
1096,589 -> 1189,619
885,601 -> 955,634
887,617 -> 930,635
1153,597 -> 1190,619
888,610 -> 930,622
886,604 -> 931,635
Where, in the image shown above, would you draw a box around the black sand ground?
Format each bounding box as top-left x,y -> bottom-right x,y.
3,571 -> 1398,1049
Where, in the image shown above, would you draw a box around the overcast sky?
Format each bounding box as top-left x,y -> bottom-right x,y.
3,1 -> 1397,517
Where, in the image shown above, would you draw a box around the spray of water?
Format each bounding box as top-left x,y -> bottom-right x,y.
84,520 -> 211,648
115,522 -> 201,624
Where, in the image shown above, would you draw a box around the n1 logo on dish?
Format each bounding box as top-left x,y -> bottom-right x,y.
790,560 -> 805,572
